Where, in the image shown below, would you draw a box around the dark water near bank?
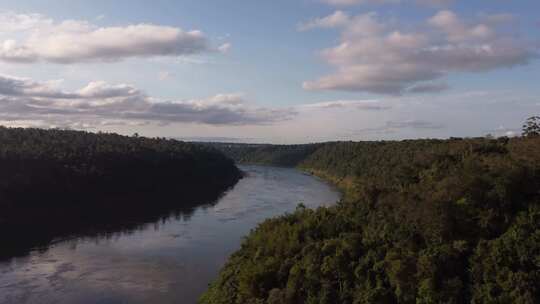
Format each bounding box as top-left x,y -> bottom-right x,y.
0,165 -> 340,304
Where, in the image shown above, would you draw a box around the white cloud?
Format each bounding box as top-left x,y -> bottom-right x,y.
352,119 -> 445,135
303,10 -> 536,94
321,0 -> 399,6
0,12 -> 52,32
302,99 -> 391,110
428,10 -> 494,43
298,11 -> 350,31
0,74 -> 295,127
0,11 -> 226,63
158,71 -> 173,81
321,0 -> 453,7
0,74 -> 76,98
218,42 -> 232,53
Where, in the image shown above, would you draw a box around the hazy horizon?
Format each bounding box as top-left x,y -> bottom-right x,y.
0,0 -> 538,144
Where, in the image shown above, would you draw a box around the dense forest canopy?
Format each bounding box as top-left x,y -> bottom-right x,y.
0,127 -> 241,259
209,143 -> 323,167
202,136 -> 540,304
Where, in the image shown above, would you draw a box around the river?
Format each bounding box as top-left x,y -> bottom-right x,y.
0,165 -> 340,304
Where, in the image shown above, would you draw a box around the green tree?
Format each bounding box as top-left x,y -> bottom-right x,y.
522,116 -> 540,137
201,137 -> 540,304
0,126 -> 242,260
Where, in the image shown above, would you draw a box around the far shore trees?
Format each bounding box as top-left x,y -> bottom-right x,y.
522,116 -> 540,137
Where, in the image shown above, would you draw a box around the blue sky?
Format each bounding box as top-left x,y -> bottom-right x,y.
0,0 -> 538,143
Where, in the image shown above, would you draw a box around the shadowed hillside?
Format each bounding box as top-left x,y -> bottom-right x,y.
0,127 -> 242,259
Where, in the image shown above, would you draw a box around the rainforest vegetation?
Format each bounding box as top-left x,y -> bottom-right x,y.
201,136 -> 540,303
0,127 -> 241,259
210,142 -> 323,167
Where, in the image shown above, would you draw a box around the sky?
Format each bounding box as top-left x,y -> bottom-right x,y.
0,0 -> 538,143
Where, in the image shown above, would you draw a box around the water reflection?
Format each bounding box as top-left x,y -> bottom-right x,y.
1,188 -> 222,261
0,165 -> 340,304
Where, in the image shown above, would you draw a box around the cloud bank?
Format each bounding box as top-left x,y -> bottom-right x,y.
301,99 -> 391,110
0,73 -> 533,143
0,11 -> 218,63
357,119 -> 444,133
0,74 -> 295,128
302,10 -> 536,94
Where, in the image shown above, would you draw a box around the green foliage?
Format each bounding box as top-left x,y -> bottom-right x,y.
0,126 -> 241,259
0,127 -> 241,202
522,116 -> 540,137
470,205 -> 540,303
209,142 -> 323,167
201,137 -> 540,304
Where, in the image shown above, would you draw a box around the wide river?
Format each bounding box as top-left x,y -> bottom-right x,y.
0,165 -> 340,304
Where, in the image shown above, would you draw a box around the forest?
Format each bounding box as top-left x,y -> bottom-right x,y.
0,127 -> 242,259
209,142 -> 323,167
201,137 -> 540,303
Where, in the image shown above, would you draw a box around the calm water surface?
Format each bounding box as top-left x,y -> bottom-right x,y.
0,165 -> 340,304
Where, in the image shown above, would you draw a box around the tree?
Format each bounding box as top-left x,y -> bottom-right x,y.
522,116 -> 540,137
202,137 -> 540,304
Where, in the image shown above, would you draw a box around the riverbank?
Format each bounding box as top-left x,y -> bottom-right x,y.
201,137 -> 540,303
0,127 -> 242,260
0,165 -> 340,304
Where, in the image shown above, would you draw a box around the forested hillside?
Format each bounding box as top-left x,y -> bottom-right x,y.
209,143 -> 322,167
0,127 -> 241,259
201,137 -> 540,303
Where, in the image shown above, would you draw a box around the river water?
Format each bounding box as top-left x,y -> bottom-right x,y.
0,165 -> 340,304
